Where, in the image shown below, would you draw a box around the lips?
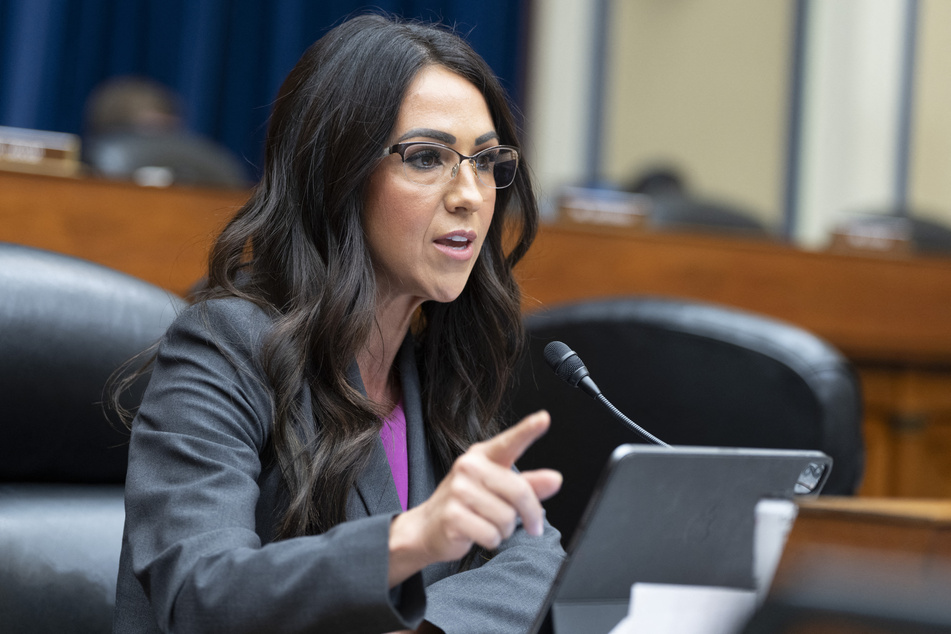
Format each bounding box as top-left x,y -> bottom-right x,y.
433,230 -> 477,260
434,230 -> 476,248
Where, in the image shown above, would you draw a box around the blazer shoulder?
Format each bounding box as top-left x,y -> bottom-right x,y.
169,296 -> 273,349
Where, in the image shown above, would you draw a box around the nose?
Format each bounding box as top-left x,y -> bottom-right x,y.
445,159 -> 485,213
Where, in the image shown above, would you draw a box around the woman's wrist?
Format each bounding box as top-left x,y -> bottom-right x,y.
387,511 -> 431,588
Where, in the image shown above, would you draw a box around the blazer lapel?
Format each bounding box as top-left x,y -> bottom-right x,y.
397,334 -> 437,509
351,438 -> 403,518
347,335 -> 438,519
347,360 -> 403,519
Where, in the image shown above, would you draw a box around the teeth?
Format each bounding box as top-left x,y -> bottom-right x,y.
448,235 -> 468,242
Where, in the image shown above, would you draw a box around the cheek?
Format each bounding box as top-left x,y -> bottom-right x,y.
365,171 -> 407,236
364,172 -> 440,265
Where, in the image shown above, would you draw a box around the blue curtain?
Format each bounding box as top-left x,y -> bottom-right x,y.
0,0 -> 528,179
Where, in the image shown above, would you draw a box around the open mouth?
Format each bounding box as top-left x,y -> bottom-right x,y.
435,235 -> 472,250
433,231 -> 477,260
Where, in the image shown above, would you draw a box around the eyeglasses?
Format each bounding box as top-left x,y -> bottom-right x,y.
385,142 -> 519,189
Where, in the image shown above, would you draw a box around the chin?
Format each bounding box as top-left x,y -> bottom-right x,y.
419,267 -> 477,305
425,281 -> 469,305
428,290 -> 465,304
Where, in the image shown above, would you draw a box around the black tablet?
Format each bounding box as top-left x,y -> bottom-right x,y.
532,445 -> 832,634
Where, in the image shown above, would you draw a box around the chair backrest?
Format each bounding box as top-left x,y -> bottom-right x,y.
0,242 -> 184,482
0,243 -> 184,632
508,297 -> 864,545
0,484 -> 126,632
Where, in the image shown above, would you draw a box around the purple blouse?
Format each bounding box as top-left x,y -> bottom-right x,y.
379,399 -> 409,511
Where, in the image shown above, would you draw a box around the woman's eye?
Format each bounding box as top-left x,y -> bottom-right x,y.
405,149 -> 444,170
474,152 -> 496,172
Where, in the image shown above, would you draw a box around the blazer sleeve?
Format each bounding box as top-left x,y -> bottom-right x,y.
117,299 -> 425,633
421,507 -> 565,633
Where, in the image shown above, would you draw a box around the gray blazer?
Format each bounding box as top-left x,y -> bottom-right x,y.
113,298 -> 564,633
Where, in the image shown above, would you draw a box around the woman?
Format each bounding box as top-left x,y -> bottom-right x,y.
113,13 -> 564,634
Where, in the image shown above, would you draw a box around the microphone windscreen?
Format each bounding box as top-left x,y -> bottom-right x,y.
543,341 -> 572,369
543,341 -> 586,385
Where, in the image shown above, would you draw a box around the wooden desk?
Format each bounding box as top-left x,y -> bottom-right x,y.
763,497 -> 951,629
786,496 -> 951,561
775,497 -> 951,593
0,170 -> 247,296
3,171 -> 951,498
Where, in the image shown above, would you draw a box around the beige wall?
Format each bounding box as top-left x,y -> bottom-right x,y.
795,0 -> 910,247
527,0 -> 951,239
602,0 -> 793,230
909,0 -> 951,224
524,0 -> 598,217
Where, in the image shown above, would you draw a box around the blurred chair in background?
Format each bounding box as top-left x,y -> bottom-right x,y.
82,76 -> 248,188
627,166 -> 773,237
830,211 -> 951,257
910,215 -> 951,255
507,297 -> 864,546
0,243 -> 183,632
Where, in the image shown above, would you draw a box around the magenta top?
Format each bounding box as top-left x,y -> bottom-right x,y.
379,400 -> 409,511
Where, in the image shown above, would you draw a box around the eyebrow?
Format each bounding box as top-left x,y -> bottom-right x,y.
395,128 -> 501,146
397,128 -> 455,144
475,131 -> 501,145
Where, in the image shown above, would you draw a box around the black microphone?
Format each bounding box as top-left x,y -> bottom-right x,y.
543,341 -> 671,448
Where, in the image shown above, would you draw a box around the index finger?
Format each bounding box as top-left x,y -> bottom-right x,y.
479,410 -> 551,467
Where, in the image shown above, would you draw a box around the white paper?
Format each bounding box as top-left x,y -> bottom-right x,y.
753,498 -> 798,597
609,583 -> 758,634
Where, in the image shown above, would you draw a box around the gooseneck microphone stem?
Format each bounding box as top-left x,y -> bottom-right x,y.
596,393 -> 671,448
543,340 -> 671,448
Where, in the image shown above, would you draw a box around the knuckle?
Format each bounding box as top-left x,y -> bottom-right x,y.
453,453 -> 480,476
447,478 -> 472,502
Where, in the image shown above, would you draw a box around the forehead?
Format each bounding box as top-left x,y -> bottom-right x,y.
393,66 -> 495,141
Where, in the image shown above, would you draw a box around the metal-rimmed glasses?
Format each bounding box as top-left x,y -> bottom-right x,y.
385,142 -> 519,189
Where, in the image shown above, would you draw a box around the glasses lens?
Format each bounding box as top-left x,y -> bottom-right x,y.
470,147 -> 519,189
488,148 -> 518,189
401,144 -> 455,186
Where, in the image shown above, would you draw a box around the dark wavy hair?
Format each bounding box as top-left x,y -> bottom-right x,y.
193,14 -> 538,539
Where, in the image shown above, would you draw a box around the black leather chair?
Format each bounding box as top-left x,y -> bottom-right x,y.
909,215 -> 951,255
0,243 -> 183,632
626,167 -> 774,238
648,195 -> 774,237
85,132 -> 248,188
507,297 -> 864,545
